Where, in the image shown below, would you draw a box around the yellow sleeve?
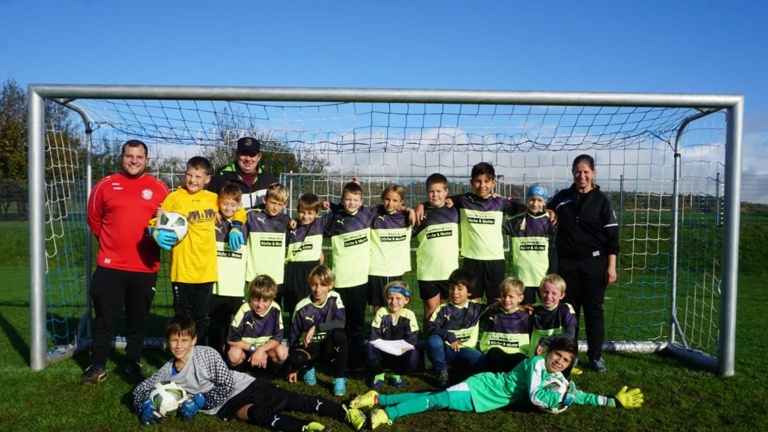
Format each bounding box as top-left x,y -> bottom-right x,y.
232,206 -> 247,224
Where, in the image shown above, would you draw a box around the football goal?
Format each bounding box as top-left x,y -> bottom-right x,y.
27,85 -> 743,376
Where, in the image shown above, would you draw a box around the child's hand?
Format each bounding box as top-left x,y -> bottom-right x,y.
321,201 -> 331,211
303,326 -> 316,347
288,369 -> 299,383
250,347 -> 268,369
406,208 -> 417,227
351,176 -> 360,185
289,219 -> 298,230
546,209 -> 557,226
450,340 -> 462,352
140,399 -> 162,425
445,198 -> 454,208
521,304 -> 534,315
491,192 -> 502,198
414,203 -> 425,226
215,211 -> 222,225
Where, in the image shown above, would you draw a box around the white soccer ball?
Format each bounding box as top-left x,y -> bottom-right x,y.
155,211 -> 189,243
149,380 -> 188,417
538,375 -> 570,414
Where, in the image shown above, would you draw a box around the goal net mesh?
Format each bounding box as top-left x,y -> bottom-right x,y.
42,94 -> 726,365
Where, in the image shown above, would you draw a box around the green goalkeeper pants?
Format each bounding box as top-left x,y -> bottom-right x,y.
380,387 -> 474,421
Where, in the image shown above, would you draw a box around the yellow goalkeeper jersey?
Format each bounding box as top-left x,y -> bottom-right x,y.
151,187 -> 245,283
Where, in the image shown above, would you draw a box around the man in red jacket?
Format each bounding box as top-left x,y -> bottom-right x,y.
82,139 -> 169,385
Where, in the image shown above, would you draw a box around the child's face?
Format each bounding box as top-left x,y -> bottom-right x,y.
539,281 -> 565,309
500,291 -> 524,312
298,207 -> 319,225
342,191 -> 363,213
545,349 -> 574,374
386,291 -> 409,313
184,167 -> 211,194
382,191 -> 403,213
427,183 -> 448,207
309,275 -> 333,304
219,198 -> 240,219
167,331 -> 197,363
470,174 -> 497,199
263,197 -> 287,217
250,296 -> 272,315
449,282 -> 470,306
527,196 -> 546,213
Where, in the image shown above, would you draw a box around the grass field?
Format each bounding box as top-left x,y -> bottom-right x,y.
1,221 -> 767,431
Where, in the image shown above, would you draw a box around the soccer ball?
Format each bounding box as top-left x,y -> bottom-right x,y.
149,380 -> 188,417
155,211 -> 189,243
538,376 -> 569,414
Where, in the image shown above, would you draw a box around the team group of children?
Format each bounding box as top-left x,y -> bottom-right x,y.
134,156 -> 643,430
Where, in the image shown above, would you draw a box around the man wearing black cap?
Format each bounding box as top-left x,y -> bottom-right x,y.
207,137 -> 279,209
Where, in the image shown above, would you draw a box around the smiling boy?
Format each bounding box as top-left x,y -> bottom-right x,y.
133,313 -> 366,431
152,156 -> 246,343
349,335 -> 643,429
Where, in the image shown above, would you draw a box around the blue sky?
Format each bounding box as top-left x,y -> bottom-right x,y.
2,1 -> 767,196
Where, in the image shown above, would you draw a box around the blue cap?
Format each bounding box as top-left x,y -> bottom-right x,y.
527,183 -> 548,201
386,285 -> 411,298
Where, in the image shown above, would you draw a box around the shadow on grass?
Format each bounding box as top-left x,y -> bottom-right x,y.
0,300 -> 31,364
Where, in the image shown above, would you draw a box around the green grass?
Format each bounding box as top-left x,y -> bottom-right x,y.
1,221 -> 767,431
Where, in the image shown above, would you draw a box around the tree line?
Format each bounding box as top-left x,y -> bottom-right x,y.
0,78 -> 328,219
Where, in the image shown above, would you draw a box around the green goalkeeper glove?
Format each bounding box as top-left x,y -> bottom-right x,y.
561,381 -> 583,407
607,386 -> 644,409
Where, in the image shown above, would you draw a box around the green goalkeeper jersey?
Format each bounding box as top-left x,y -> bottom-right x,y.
465,355 -> 606,413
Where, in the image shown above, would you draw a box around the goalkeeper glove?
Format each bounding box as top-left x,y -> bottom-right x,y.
179,393 -> 206,421
561,381 -> 583,407
149,228 -> 178,251
228,222 -> 244,251
607,386 -> 644,409
139,399 -> 162,426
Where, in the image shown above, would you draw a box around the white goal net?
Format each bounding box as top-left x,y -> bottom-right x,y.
28,86 -> 742,375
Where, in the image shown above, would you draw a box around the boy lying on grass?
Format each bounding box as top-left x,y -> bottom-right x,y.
349,334 -> 643,428
133,313 -> 366,431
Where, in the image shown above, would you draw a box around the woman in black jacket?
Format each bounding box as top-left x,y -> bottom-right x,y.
548,154 -> 618,373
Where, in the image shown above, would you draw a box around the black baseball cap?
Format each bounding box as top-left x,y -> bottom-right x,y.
236,137 -> 261,154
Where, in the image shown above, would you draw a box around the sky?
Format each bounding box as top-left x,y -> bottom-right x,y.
1,0 -> 767,200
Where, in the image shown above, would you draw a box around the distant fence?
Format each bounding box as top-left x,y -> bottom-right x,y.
741,175 -> 768,204
0,180 -> 28,221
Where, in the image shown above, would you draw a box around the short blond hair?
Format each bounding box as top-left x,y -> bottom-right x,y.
265,182 -> 289,203
499,277 -> 525,297
538,273 -> 566,294
308,265 -> 334,287
248,275 -> 277,301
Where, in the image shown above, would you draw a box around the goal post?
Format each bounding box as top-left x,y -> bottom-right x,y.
27,85 -> 743,376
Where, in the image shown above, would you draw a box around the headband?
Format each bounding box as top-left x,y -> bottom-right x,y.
386,285 -> 411,298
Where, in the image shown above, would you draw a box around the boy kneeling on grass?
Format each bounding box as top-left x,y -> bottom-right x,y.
349,335 -> 643,429
133,313 -> 366,431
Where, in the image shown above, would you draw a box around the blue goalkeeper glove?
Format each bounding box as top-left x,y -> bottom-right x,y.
179,393 -> 206,421
149,228 -> 178,251
140,399 -> 162,426
228,222 -> 244,251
